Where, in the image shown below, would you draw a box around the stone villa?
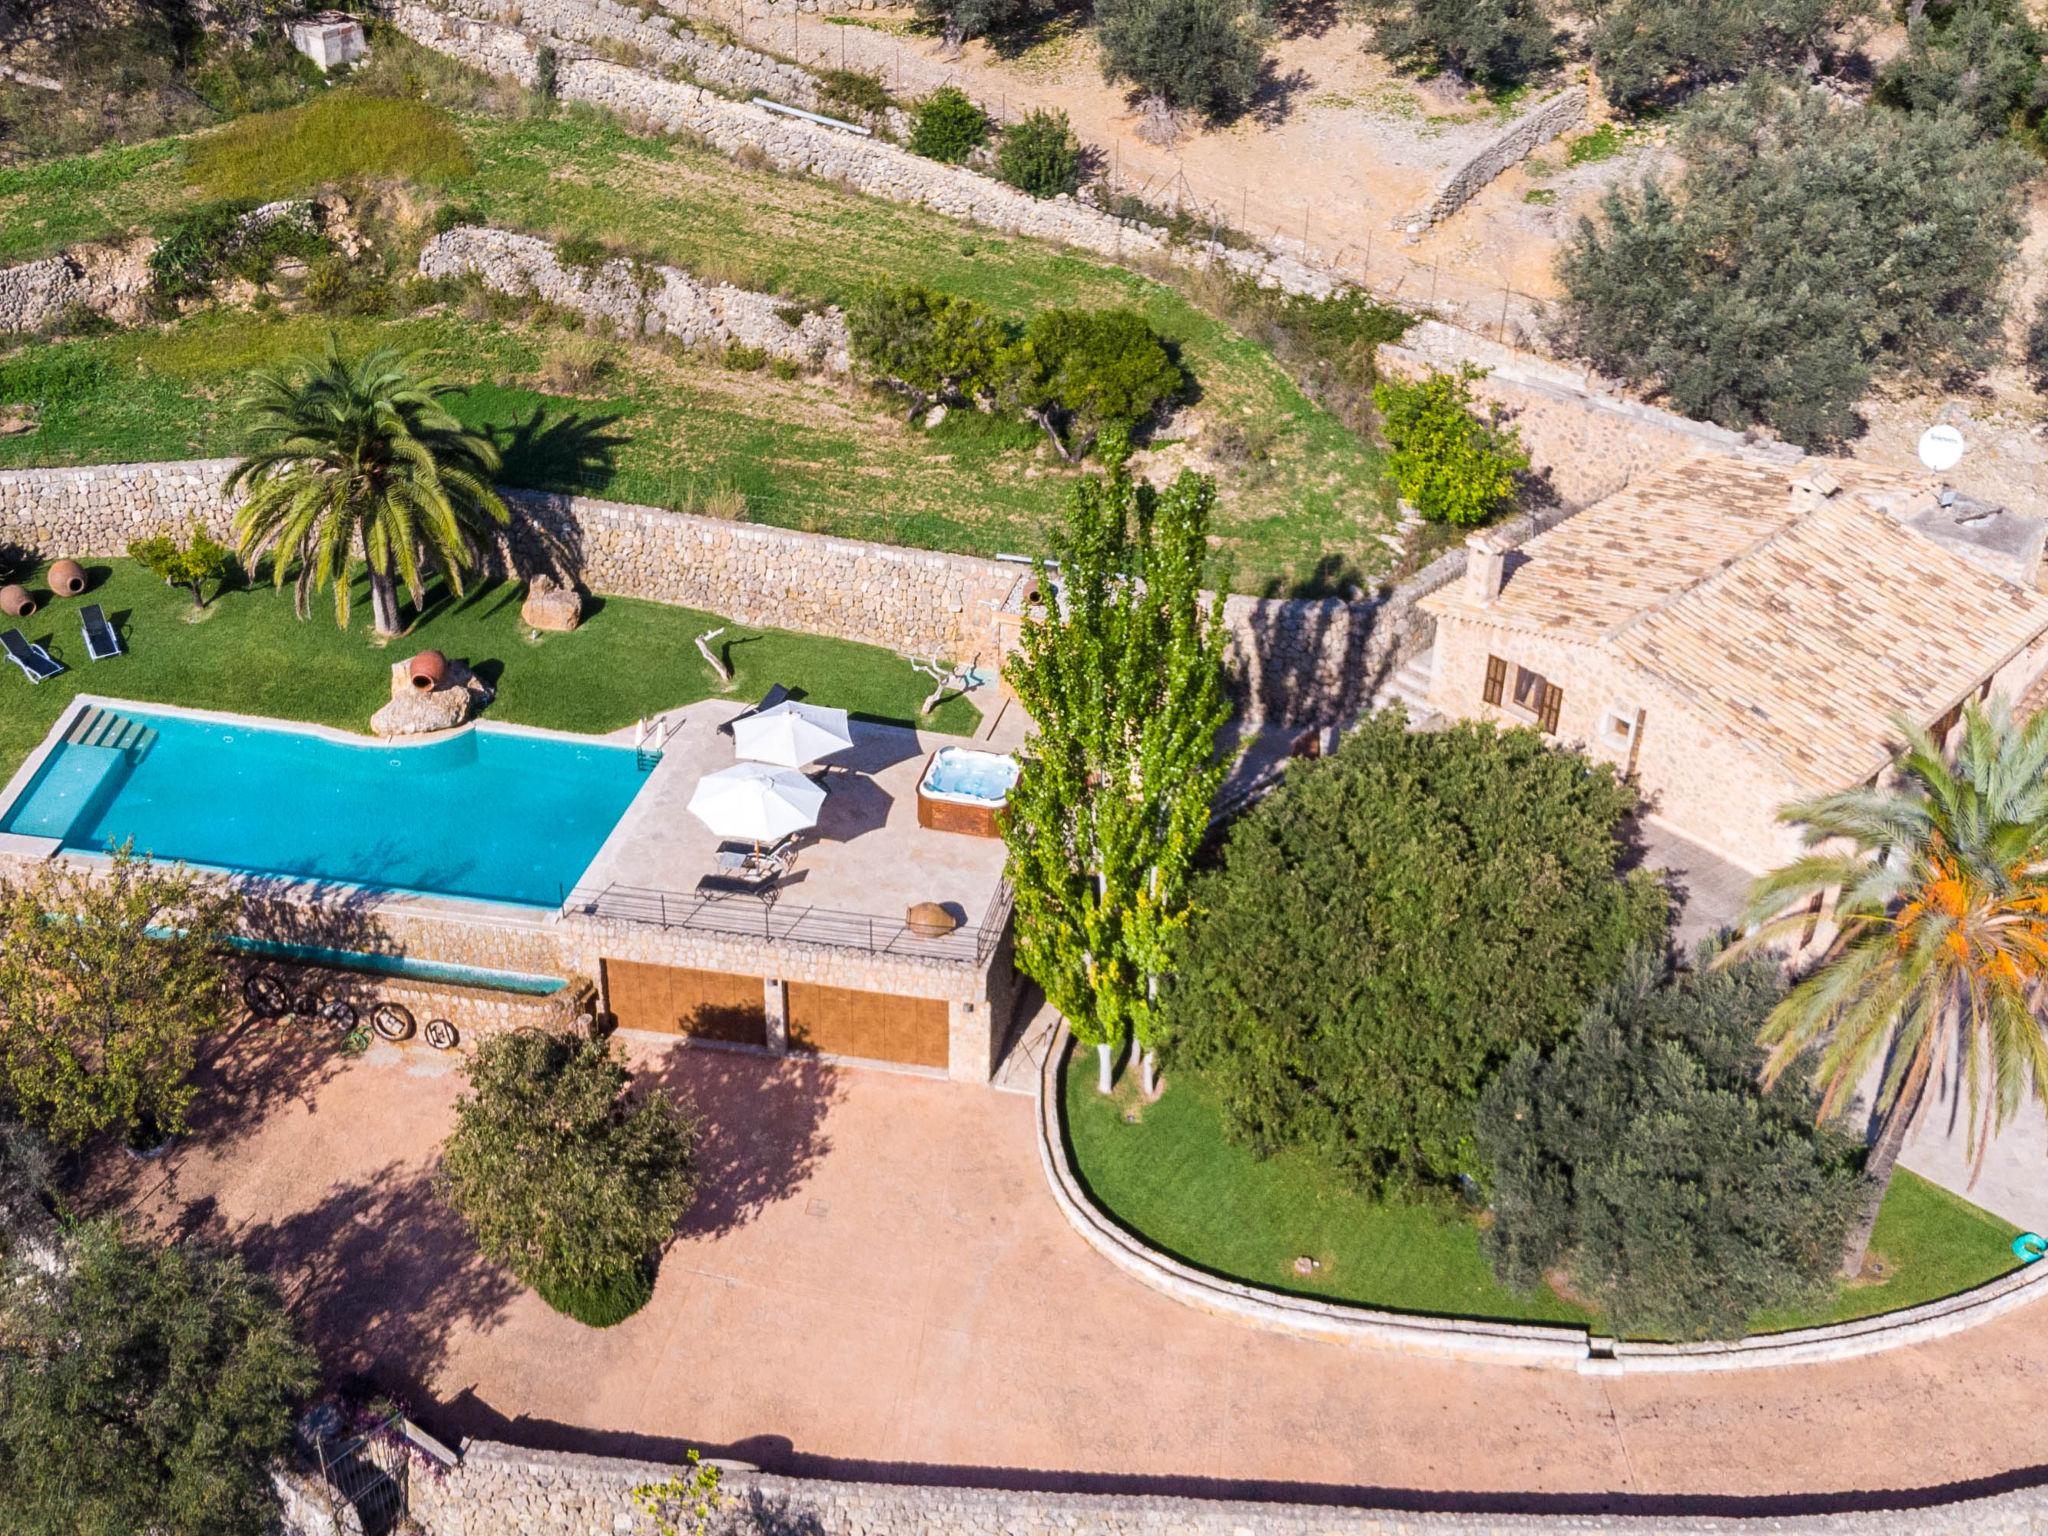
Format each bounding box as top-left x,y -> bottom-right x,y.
1420,457 -> 2048,872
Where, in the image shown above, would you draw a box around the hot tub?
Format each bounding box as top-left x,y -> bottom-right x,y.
917,747 -> 1019,837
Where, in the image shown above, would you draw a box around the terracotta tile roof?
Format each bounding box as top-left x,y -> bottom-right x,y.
1422,458 -> 1801,636
1614,496 -> 2048,788
1424,455 -> 2048,790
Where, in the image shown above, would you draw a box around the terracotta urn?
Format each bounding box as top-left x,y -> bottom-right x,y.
0,584 -> 35,619
47,559 -> 87,597
407,650 -> 449,692
906,901 -> 959,938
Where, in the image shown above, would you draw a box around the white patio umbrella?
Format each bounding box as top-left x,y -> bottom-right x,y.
687,762 -> 827,846
731,700 -> 853,769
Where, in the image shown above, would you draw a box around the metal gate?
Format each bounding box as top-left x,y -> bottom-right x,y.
311,1412 -> 411,1536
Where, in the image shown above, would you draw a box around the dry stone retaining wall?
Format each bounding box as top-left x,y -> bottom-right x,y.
347,1436 -> 2048,1535
1405,87 -> 1588,231
386,1 -> 1341,300
418,226 -> 850,364
426,0 -> 885,122
0,458 -> 1395,724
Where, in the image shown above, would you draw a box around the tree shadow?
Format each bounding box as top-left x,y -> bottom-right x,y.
1234,581 -> 1398,727
1265,0 -> 1344,37
634,1048 -> 844,1244
491,405 -> 628,493
191,1161 -> 523,1409
1251,61 -> 1317,127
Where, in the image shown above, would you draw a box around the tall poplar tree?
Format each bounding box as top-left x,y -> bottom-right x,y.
1003,445 -> 1233,1096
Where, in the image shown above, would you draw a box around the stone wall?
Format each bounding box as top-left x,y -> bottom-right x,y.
0,243 -> 149,333
339,1435 -> 2048,1536
0,460 -> 1019,663
418,226 -> 851,365
0,200 -> 321,334
0,458 -> 1401,724
385,1 -> 1342,300
1404,87 -> 1588,232
428,0 -> 883,122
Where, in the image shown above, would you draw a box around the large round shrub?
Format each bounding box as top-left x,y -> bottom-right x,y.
909,85 -> 992,163
1479,946 -> 1861,1340
1163,713 -> 1667,1192
440,1030 -> 697,1326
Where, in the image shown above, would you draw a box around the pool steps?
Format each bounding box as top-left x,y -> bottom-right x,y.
66,706 -> 158,758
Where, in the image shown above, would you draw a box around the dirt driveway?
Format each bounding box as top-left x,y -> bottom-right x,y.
102,1024 -> 2048,1511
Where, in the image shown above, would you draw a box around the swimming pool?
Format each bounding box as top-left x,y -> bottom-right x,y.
0,705 -> 649,909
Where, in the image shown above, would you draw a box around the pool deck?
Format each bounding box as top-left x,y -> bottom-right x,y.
575,698 -> 1012,934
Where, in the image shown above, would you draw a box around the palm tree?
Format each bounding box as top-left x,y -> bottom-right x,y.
1732,700 -> 2048,1274
227,341 -> 509,637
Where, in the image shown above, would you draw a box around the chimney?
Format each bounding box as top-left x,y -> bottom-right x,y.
1464,531 -> 1509,606
1788,469 -> 1842,514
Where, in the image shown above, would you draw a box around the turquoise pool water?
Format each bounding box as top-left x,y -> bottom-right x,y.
0,707 -> 648,908
923,746 -> 1018,803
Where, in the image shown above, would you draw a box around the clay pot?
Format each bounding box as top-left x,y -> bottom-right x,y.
407,650 -> 449,692
0,584 -> 35,619
906,901 -> 959,938
47,559 -> 86,597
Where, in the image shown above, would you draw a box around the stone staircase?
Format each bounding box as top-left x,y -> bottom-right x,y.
66,705 -> 157,756
1369,649 -> 1437,719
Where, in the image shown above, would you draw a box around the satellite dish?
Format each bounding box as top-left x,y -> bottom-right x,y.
1918,424 -> 1966,473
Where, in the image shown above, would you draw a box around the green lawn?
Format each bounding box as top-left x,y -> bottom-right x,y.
1061,1047 -> 2023,1337
0,84 -> 1395,593
0,558 -> 977,782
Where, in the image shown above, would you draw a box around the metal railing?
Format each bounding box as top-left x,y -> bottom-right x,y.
563,878 -> 1014,967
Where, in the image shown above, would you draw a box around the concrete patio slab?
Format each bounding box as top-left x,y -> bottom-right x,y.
96,1024 -> 2048,1510
579,698 -> 1010,930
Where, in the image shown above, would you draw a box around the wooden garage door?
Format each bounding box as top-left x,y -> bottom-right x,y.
786,982 -> 948,1068
603,959 -> 766,1046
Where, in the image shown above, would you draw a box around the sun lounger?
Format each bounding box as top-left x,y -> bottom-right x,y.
712,834 -> 801,885
1,628 -> 62,683
79,604 -> 122,662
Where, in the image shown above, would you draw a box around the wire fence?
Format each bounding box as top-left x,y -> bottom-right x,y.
696,0 -> 1554,342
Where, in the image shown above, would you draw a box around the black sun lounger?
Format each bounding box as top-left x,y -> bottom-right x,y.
1,628 -> 62,683
80,603 -> 122,661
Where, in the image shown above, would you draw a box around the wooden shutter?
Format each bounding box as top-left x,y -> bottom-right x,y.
1538,682 -> 1564,734
1482,654 -> 1507,706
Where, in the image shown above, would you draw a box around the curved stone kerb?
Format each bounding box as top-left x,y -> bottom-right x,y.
1033,1022 -> 2048,1373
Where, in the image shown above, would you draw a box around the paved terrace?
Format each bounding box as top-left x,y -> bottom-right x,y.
572,698 -> 1011,952
106,1037 -> 2048,1512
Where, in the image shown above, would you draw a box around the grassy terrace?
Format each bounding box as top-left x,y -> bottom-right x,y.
0,559 -> 977,782
1062,1049 -> 2024,1337
0,99 -> 1394,594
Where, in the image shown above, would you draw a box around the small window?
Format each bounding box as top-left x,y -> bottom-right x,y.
1482,654 -> 1507,706
1599,706 -> 1639,752
1510,666 -> 1548,717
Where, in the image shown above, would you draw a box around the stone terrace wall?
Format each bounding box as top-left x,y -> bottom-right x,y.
1404,86 -> 1588,232
429,0 -> 876,122
0,460 -> 1017,663
0,459 -> 1397,723
418,226 -> 851,365
0,244 -> 151,333
375,1437 -> 2048,1536
385,1 -> 1342,301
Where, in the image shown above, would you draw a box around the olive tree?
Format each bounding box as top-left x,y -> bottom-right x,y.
1094,0 -> 1273,126
1004,453 -> 1233,1096
0,847 -> 239,1147
0,1219 -> 318,1536
1357,0 -> 1556,90
440,1029 -> 697,1326
1555,78 -> 2029,445
1479,946 -> 1863,1339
